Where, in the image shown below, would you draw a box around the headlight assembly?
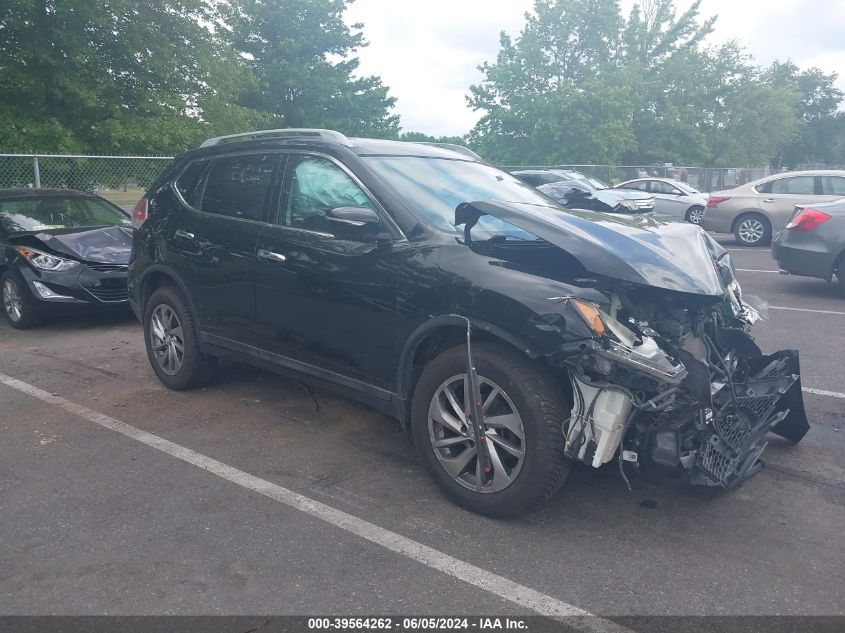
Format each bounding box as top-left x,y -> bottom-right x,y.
553,296 -> 687,384
15,246 -> 80,272
617,199 -> 638,211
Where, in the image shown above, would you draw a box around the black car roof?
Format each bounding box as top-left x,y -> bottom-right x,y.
177,136 -> 475,163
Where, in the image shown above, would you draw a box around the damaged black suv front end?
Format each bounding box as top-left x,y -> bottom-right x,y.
456,201 -> 809,490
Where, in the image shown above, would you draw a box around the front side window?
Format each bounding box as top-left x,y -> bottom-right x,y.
820,176 -> 845,196
201,154 -> 277,221
279,155 -> 374,233
0,196 -> 130,234
650,181 -> 681,195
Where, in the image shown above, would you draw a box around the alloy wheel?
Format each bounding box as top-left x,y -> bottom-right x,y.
738,218 -> 765,244
687,207 -> 704,225
2,279 -> 23,322
428,374 -> 525,493
149,304 -> 185,376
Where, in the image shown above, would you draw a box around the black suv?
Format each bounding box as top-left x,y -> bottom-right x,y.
130,129 -> 808,516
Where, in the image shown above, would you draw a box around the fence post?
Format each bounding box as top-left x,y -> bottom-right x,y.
32,154 -> 41,189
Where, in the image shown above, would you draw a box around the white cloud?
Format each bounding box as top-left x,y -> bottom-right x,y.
345,0 -> 845,136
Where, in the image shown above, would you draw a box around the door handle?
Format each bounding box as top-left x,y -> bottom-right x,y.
762,198 -> 776,203
175,229 -> 195,240
257,249 -> 287,263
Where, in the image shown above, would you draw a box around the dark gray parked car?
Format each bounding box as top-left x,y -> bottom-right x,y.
772,198 -> 845,296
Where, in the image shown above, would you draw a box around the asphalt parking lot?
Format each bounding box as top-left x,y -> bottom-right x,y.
1,235 -> 844,620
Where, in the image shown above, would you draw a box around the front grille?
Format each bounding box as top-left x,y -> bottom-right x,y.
87,263 -> 128,273
634,198 -> 654,209
87,286 -> 129,302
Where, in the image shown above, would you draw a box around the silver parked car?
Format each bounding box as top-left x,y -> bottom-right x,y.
702,170 -> 845,246
616,177 -> 708,224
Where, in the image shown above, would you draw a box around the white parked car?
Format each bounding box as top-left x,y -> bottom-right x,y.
616,177 -> 708,224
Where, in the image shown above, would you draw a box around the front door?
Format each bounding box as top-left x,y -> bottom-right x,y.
254,153 -> 406,391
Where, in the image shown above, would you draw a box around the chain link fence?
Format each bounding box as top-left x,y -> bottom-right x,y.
1,154 -> 827,203
501,164 -> 784,192
0,154 -> 173,207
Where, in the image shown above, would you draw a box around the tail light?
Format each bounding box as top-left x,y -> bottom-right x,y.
131,197 -> 148,225
707,196 -> 730,208
786,208 -> 831,231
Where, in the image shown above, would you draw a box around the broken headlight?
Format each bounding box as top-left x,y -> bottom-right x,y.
565,298 -> 687,384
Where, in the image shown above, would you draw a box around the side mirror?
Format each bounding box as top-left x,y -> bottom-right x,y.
326,206 -> 383,240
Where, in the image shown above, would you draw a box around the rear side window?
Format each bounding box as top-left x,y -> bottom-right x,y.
201,154 -> 277,221
175,161 -> 208,208
820,176 -> 845,195
621,181 -> 649,192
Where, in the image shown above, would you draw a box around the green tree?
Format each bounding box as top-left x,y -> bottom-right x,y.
467,0 -> 632,164
763,60 -> 844,167
227,0 -> 399,138
468,0 -> 805,168
0,0 -> 242,153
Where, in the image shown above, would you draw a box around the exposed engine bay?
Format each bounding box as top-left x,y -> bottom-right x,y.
552,284 -> 809,488
455,200 -> 810,490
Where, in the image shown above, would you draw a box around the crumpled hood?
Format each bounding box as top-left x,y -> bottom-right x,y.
455,200 -> 728,296
26,226 -> 133,264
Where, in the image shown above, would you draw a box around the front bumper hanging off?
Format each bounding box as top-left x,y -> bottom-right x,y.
689,350 -> 809,487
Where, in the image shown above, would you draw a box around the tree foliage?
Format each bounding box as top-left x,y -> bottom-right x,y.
468,0 -> 841,167
0,0 -> 398,153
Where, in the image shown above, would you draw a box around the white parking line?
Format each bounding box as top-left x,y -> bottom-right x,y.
803,387 -> 845,399
735,268 -> 779,273
770,305 -> 845,316
0,371 -> 628,632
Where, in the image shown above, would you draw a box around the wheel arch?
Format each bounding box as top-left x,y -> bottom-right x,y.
137,265 -> 197,318
394,315 -> 543,429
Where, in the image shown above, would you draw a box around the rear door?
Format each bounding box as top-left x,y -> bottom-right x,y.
756,175 -> 817,230
166,152 -> 279,344
253,153 -> 407,392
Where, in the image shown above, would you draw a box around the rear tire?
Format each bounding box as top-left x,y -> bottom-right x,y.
1,270 -> 41,329
411,342 -> 569,517
733,213 -> 771,246
143,286 -> 217,390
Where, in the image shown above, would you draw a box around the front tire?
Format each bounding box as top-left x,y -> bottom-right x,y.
685,206 -> 704,225
2,270 -> 41,329
143,286 -> 217,390
411,342 -> 569,517
733,213 -> 771,246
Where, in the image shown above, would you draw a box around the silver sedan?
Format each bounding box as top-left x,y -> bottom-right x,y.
702,170 -> 845,246
615,178 -> 708,224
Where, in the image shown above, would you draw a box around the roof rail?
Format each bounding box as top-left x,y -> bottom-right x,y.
417,142 -> 482,161
199,128 -> 353,148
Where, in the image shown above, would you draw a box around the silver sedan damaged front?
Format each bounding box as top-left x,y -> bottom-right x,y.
456,201 -> 809,490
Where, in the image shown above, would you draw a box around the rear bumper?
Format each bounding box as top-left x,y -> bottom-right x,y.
701,209 -> 734,233
772,232 -> 836,280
